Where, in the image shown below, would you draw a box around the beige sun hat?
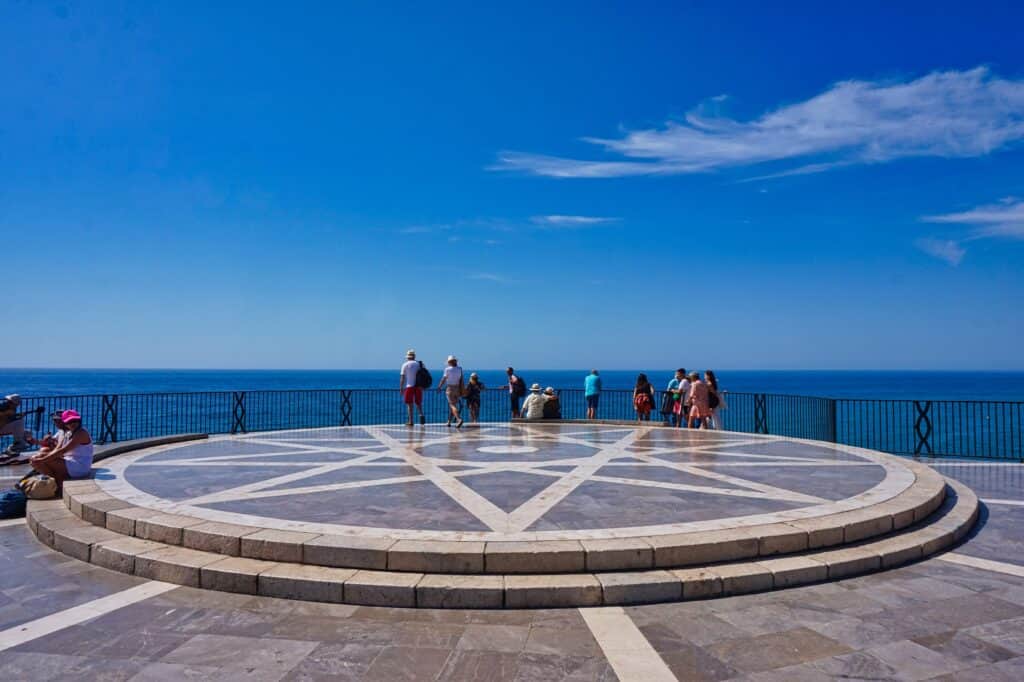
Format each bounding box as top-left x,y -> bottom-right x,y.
544,387 -> 555,395
530,383 -> 542,392
406,349 -> 416,358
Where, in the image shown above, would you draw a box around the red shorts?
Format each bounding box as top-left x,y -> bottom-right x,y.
403,386 -> 423,406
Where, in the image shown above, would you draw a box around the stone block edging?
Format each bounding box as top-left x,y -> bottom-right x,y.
63,453 -> 947,575
27,477 -> 978,609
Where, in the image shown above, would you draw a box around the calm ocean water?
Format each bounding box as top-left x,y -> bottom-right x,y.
2,368 -> 1024,402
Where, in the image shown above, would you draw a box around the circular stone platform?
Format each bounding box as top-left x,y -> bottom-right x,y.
98,423 -> 917,543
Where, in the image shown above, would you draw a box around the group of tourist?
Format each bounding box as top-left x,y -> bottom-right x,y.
0,394 -> 94,494
583,368 -> 724,428
397,354 -> 725,429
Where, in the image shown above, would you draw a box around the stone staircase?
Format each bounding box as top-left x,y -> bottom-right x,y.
25,452 -> 978,608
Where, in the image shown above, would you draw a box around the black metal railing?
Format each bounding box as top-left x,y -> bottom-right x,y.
2,389 -> 1022,460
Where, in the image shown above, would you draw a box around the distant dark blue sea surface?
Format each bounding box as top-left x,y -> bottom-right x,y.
2,368 -> 1023,402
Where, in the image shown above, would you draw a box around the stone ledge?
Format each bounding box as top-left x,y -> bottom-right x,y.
416,574 -> 504,609
58,437 -> 968,580
484,541 -> 585,574
388,540 -> 485,574
134,546 -> 225,586
27,473 -> 980,609
303,534 -> 394,570
240,529 -> 321,562
135,513 -> 208,545
53,523 -> 122,563
596,570 -> 681,605
201,557 -> 278,594
183,521 -> 259,556
344,570 -> 422,607
259,564 -> 354,603
505,574 -> 602,608
92,536 -> 165,573
582,538 -> 654,571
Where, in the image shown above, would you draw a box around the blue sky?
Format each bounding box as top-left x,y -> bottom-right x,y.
3,1 -> 1023,370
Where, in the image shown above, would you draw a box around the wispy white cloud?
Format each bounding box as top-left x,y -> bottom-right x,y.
467,272 -> 508,283
922,198 -> 1024,240
915,238 -> 965,266
529,214 -> 618,227
397,224 -> 451,234
916,197 -> 1024,265
493,67 -> 1024,179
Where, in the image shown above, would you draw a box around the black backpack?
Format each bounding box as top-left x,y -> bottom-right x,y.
415,361 -> 433,389
512,376 -> 527,397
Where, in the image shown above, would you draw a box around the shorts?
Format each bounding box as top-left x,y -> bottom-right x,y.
586,394 -> 600,409
510,394 -> 522,411
445,386 -> 462,407
403,387 -> 423,406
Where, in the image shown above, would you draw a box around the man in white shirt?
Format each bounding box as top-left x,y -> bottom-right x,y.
521,384 -> 546,420
399,350 -> 426,426
437,355 -> 465,428
673,368 -> 691,429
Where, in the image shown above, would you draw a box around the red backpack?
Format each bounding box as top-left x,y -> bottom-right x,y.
634,391 -> 652,412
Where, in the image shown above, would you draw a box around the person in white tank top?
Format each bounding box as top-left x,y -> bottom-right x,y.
29,409 -> 93,493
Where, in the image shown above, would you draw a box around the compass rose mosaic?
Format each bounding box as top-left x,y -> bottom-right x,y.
97,423 -> 914,542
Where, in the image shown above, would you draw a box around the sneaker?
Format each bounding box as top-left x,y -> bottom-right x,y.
456,418 -> 464,429
419,415 -> 426,426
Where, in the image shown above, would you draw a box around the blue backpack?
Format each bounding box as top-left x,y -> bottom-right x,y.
0,487 -> 26,519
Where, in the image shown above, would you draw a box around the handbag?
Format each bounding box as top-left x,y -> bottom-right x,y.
17,474 -> 58,500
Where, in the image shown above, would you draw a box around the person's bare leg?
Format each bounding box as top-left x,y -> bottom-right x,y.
406,402 -> 414,426
31,457 -> 69,493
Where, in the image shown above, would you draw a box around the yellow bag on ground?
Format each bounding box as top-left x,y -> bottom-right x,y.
19,475 -> 58,500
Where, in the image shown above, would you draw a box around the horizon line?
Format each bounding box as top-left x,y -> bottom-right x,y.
3,367 -> 1024,373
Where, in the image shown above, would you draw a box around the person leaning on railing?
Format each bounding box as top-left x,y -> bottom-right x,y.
464,373 -> 485,423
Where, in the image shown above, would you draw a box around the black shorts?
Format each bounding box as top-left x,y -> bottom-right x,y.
510,394 -> 522,411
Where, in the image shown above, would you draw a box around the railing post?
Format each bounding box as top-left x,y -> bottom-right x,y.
913,400 -> 932,455
100,394 -> 118,444
339,390 -> 352,426
829,399 -> 838,443
231,392 -> 247,434
754,393 -> 768,434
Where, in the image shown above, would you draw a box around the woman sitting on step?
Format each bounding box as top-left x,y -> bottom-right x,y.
29,410 -> 93,493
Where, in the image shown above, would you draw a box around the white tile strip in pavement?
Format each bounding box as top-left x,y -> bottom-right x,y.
0,581 -> 178,653
940,552 -> 1024,578
981,498 -> 1024,507
579,606 -> 677,682
0,518 -> 27,528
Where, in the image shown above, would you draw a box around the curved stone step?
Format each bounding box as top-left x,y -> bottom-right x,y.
27,477 -> 978,609
59,453 -> 948,575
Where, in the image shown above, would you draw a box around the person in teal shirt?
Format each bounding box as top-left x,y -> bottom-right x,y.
584,370 -> 602,419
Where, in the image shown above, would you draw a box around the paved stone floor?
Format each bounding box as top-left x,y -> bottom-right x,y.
97,424 -> 905,540
1,453 -> 1023,680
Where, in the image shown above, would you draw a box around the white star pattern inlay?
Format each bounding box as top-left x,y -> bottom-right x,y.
98,424 -> 914,541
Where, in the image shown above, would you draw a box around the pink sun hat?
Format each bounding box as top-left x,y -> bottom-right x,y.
61,409 -> 82,423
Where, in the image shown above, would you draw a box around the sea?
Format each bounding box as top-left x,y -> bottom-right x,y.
3,368 -> 1024,401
